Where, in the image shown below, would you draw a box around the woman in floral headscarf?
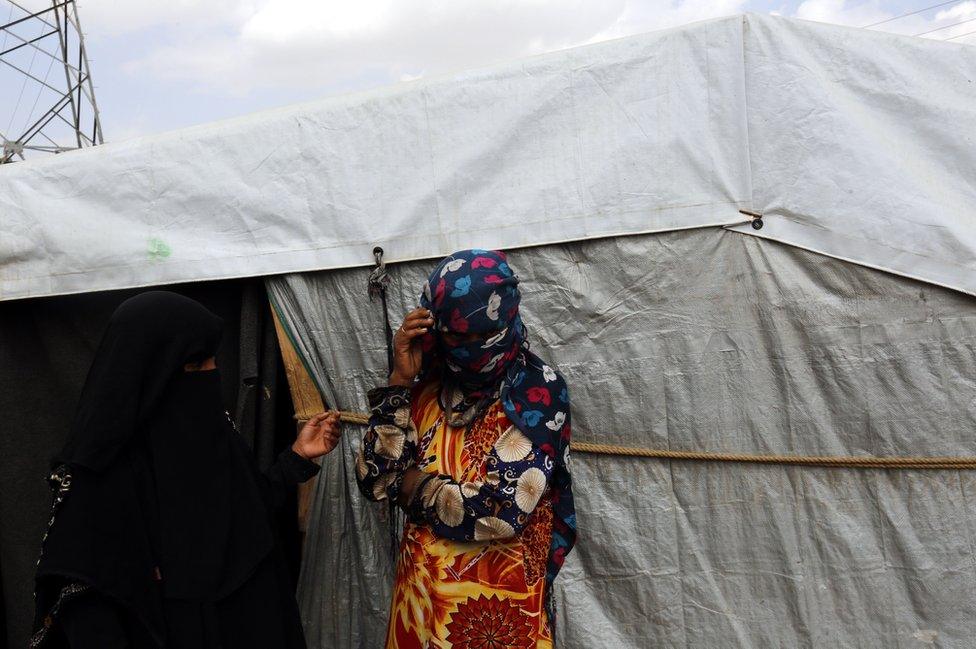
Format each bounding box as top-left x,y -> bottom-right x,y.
356,249 -> 576,649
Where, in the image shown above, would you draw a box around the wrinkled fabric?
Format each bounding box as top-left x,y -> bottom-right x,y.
373,389 -> 554,648
32,292 -> 307,649
269,228 -> 976,649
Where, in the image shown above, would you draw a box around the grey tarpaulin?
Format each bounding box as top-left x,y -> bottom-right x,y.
267,229 -> 976,648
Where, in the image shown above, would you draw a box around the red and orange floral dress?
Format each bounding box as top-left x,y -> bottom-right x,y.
357,381 -> 556,649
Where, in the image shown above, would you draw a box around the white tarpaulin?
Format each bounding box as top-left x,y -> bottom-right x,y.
728,16 -> 976,295
1,14 -> 973,301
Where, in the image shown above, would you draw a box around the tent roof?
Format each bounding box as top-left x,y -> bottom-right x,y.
1,14 -> 974,301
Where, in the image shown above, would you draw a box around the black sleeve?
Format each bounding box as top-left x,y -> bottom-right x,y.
264,448 -> 321,510
59,592 -> 129,649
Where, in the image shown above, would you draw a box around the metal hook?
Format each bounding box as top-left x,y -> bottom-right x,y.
368,246 -> 391,299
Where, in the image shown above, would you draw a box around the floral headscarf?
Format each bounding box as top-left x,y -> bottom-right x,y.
419,249 -> 577,586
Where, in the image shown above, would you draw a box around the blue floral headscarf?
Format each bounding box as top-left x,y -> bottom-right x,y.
419,249 -> 577,585
419,249 -> 522,395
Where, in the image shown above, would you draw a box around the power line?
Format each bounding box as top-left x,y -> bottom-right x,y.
0,4 -> 13,52
863,0 -> 960,28
943,26 -> 976,39
5,18 -> 43,135
915,15 -> 976,35
21,54 -> 58,136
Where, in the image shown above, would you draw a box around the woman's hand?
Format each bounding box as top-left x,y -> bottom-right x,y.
292,411 -> 342,460
390,307 -> 434,387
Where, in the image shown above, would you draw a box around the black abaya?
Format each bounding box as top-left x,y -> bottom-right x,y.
31,292 -> 316,649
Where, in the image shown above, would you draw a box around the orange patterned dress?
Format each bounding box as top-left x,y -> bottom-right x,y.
374,382 -> 555,649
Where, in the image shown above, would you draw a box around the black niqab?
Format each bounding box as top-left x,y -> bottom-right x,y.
58,290 -> 223,472
34,292 -> 275,645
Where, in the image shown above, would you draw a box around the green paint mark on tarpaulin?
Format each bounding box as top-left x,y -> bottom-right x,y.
148,237 -> 171,260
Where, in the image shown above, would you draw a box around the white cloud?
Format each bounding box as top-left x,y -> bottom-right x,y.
924,1 -> 976,40
934,0 -> 976,20
241,0 -> 397,42
583,0 -> 746,44
105,112 -> 153,141
398,70 -> 425,83
793,0 -> 976,39
117,0 -> 746,96
75,0 -> 258,35
794,0 -> 887,27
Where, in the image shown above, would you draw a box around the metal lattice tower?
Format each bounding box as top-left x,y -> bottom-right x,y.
0,0 -> 102,163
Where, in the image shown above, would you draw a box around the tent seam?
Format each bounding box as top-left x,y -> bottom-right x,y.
740,14 -> 757,216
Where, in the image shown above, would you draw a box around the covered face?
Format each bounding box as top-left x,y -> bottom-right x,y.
58,290 -> 224,471
419,249 -> 524,391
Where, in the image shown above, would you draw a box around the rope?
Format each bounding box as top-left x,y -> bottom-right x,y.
570,442 -> 976,470
290,411 -> 976,470
337,411 -> 370,425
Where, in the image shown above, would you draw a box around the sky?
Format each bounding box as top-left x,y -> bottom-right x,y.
1,0 -> 974,146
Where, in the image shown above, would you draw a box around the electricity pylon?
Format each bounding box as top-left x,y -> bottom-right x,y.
0,0 -> 102,164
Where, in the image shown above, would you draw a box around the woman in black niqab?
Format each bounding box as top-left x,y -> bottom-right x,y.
31,291 -> 339,649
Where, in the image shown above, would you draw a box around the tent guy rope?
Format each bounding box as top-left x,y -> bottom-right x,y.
295,411 -> 976,470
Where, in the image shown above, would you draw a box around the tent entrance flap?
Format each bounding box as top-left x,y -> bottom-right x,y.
270,304 -> 327,534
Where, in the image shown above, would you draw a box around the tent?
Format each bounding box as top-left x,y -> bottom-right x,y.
2,12 -> 975,648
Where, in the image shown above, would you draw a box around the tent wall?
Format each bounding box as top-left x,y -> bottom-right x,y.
727,15 -> 976,295
0,280 -> 298,649
2,14 -> 973,301
268,229 -> 976,648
